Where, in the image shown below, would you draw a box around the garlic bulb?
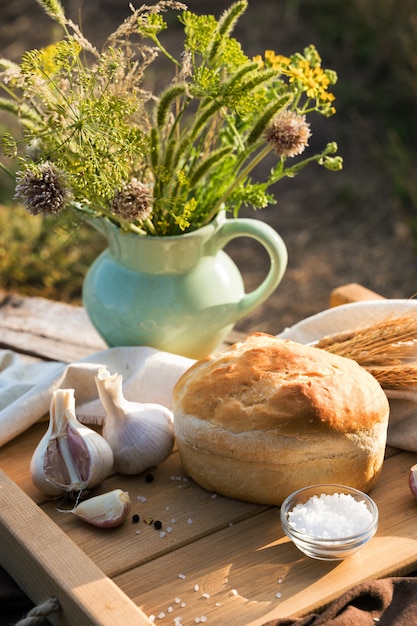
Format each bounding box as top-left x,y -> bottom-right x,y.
95,368 -> 175,475
62,489 -> 131,528
30,388 -> 114,496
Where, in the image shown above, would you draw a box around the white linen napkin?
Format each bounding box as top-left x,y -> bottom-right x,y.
0,346 -> 194,448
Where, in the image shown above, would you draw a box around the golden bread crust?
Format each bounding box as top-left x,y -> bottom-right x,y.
173,333 -> 390,505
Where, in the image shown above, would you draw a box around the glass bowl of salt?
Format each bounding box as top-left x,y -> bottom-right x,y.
280,484 -> 378,560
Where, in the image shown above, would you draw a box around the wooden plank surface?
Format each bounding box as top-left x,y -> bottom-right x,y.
0,470 -> 153,626
1,284 -> 414,626
2,419 -> 416,625
0,290 -> 107,361
113,451 -> 417,625
330,282 -> 385,307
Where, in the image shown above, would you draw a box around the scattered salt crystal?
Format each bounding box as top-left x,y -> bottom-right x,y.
178,574 -> 186,579
230,589 -> 238,596
202,593 -> 210,599
135,530 -> 141,535
137,495 -> 147,502
211,493 -> 217,499
194,584 -> 200,592
174,598 -> 182,604
149,616 -> 155,623
287,493 -> 373,539
187,518 -> 193,524
160,531 -> 166,538
275,592 -> 282,599
167,606 -> 173,613
157,612 -> 166,619
165,506 -> 170,511
180,602 -> 186,608
215,602 -> 221,607
200,617 -> 207,623
277,578 -> 283,584
167,526 -> 173,533
171,518 -> 177,524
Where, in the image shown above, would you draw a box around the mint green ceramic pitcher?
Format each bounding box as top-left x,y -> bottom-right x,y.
82,211 -> 287,359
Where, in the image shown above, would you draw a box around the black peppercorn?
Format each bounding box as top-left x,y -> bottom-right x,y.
153,520 -> 162,530
145,473 -> 154,483
132,514 -> 140,523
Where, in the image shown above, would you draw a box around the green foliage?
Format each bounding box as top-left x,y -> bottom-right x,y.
0,0 -> 340,237
0,203 -> 105,301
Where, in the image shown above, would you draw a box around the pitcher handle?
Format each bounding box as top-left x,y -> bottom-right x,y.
214,217 -> 288,319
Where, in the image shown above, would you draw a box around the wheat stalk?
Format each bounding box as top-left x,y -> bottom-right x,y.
364,364 -> 417,389
315,310 -> 417,389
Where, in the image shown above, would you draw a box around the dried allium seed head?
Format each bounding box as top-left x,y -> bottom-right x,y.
14,162 -> 71,216
264,110 -> 311,158
111,178 -> 153,222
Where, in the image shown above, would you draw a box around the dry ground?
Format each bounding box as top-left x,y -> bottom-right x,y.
1,0 -> 416,335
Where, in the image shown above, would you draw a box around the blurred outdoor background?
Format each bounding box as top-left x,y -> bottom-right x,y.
0,0 -> 416,334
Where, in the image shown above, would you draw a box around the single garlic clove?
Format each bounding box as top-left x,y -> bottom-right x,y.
68,489 -> 131,528
409,463 -> 417,497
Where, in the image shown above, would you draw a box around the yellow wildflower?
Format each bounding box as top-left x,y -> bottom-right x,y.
39,44 -> 61,75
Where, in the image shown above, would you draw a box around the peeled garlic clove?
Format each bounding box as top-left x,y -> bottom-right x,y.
69,489 -> 131,528
409,463 -> 417,497
31,389 -> 114,496
95,368 -> 175,475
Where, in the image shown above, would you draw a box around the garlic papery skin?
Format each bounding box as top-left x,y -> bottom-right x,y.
62,489 -> 131,528
30,388 -> 114,496
95,368 -> 175,475
409,463 -> 417,497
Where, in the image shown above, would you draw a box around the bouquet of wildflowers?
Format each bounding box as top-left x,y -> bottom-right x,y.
0,0 -> 342,236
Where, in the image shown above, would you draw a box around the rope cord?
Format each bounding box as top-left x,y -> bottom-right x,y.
14,596 -> 60,625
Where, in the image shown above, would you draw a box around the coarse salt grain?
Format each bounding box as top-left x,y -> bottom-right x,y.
288,493 -> 373,539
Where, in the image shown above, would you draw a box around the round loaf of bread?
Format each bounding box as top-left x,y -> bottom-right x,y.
173,333 -> 390,505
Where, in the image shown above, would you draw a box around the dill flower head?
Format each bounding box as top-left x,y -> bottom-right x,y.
111,179 -> 153,223
264,110 -> 311,158
14,162 -> 71,216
